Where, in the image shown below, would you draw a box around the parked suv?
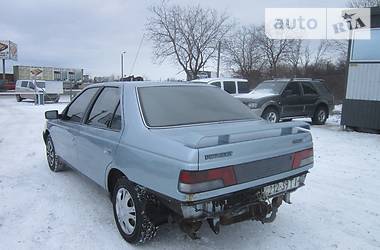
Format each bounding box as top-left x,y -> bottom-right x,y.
191,78 -> 251,96
237,78 -> 334,124
43,82 -> 313,244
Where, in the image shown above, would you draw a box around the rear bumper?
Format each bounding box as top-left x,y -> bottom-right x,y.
177,171 -> 308,220
180,163 -> 312,203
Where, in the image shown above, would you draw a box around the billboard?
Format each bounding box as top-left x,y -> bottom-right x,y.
0,40 -> 17,60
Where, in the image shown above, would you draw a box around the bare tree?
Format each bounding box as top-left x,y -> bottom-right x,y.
223,25 -> 265,78
256,26 -> 294,77
299,42 -> 311,74
348,0 -> 380,7
286,39 -> 303,76
146,2 -> 233,80
314,40 -> 331,65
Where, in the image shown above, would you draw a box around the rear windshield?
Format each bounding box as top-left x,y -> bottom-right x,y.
138,86 -> 258,127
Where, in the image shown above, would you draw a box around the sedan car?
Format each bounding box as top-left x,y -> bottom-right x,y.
43,82 -> 313,244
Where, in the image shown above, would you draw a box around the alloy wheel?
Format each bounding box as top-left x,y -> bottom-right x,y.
115,188 -> 137,235
267,112 -> 277,123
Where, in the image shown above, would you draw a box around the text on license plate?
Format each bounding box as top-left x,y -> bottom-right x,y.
262,174 -> 306,197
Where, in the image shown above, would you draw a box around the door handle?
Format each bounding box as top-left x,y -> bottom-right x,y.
104,148 -> 112,154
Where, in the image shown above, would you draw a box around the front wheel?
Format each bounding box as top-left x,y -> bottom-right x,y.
112,178 -> 157,244
46,135 -> 64,172
262,107 -> 279,123
312,106 -> 328,125
16,94 -> 23,102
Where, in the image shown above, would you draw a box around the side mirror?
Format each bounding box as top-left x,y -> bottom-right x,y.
45,110 -> 59,120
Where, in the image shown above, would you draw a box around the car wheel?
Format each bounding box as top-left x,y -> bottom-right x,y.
46,135 -> 64,172
112,178 -> 157,244
16,94 -> 22,102
262,107 -> 279,123
312,106 -> 328,125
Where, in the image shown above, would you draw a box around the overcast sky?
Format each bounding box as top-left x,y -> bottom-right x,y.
0,0 -> 348,80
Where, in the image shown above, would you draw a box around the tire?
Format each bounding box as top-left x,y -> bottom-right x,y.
312,106 -> 328,125
16,94 -> 22,102
46,134 -> 64,172
112,178 -> 157,244
281,118 -> 292,122
262,107 -> 280,123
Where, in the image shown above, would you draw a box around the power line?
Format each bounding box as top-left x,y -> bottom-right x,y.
130,34 -> 145,75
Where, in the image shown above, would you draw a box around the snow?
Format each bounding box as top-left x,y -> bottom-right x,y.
0,96 -> 379,249
236,90 -> 277,99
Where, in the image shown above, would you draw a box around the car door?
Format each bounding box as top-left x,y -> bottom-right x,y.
280,82 -> 304,117
20,81 -> 34,99
300,82 -> 319,116
53,87 -> 100,168
76,87 -> 123,186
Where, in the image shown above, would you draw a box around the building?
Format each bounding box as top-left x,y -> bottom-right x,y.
13,65 -> 83,82
341,7 -> 380,131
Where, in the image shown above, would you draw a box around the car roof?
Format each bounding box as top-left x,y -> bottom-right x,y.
191,78 -> 248,83
86,81 -> 210,88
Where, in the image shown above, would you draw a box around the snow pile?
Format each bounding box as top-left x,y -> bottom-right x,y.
0,97 -> 379,249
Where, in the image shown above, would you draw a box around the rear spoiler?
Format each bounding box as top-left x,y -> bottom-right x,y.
191,121 -> 311,149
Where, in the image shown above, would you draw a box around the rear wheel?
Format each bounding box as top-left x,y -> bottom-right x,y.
262,107 -> 279,123
312,106 -> 328,125
112,178 -> 157,244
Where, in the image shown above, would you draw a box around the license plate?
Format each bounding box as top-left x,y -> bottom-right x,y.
262,175 -> 305,197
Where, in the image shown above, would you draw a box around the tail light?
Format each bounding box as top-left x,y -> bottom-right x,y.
292,148 -> 314,169
178,166 -> 236,194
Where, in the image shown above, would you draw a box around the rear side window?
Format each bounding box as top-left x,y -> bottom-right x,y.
313,82 -> 330,95
223,81 -> 236,94
86,87 -> 120,129
65,88 -> 99,122
301,82 -> 318,95
237,81 -> 250,93
21,81 -> 28,87
210,82 -> 221,88
28,82 -> 35,89
36,82 -> 45,88
284,82 -> 301,96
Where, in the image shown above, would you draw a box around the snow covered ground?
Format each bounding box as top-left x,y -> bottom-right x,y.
0,96 -> 379,250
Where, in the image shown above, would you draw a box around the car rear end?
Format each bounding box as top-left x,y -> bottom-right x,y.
137,84 -> 313,235
312,80 -> 334,114
175,121 -> 313,233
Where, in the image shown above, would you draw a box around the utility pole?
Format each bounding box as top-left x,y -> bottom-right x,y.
2,59 -> 5,80
216,41 -> 221,77
121,51 -> 126,81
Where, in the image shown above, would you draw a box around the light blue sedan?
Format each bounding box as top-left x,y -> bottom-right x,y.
43,82 -> 313,244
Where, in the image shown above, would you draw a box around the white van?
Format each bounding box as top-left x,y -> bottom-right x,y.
191,78 -> 251,96
15,80 -> 62,103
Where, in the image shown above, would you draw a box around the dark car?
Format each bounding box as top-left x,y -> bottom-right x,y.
237,78 -> 334,124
